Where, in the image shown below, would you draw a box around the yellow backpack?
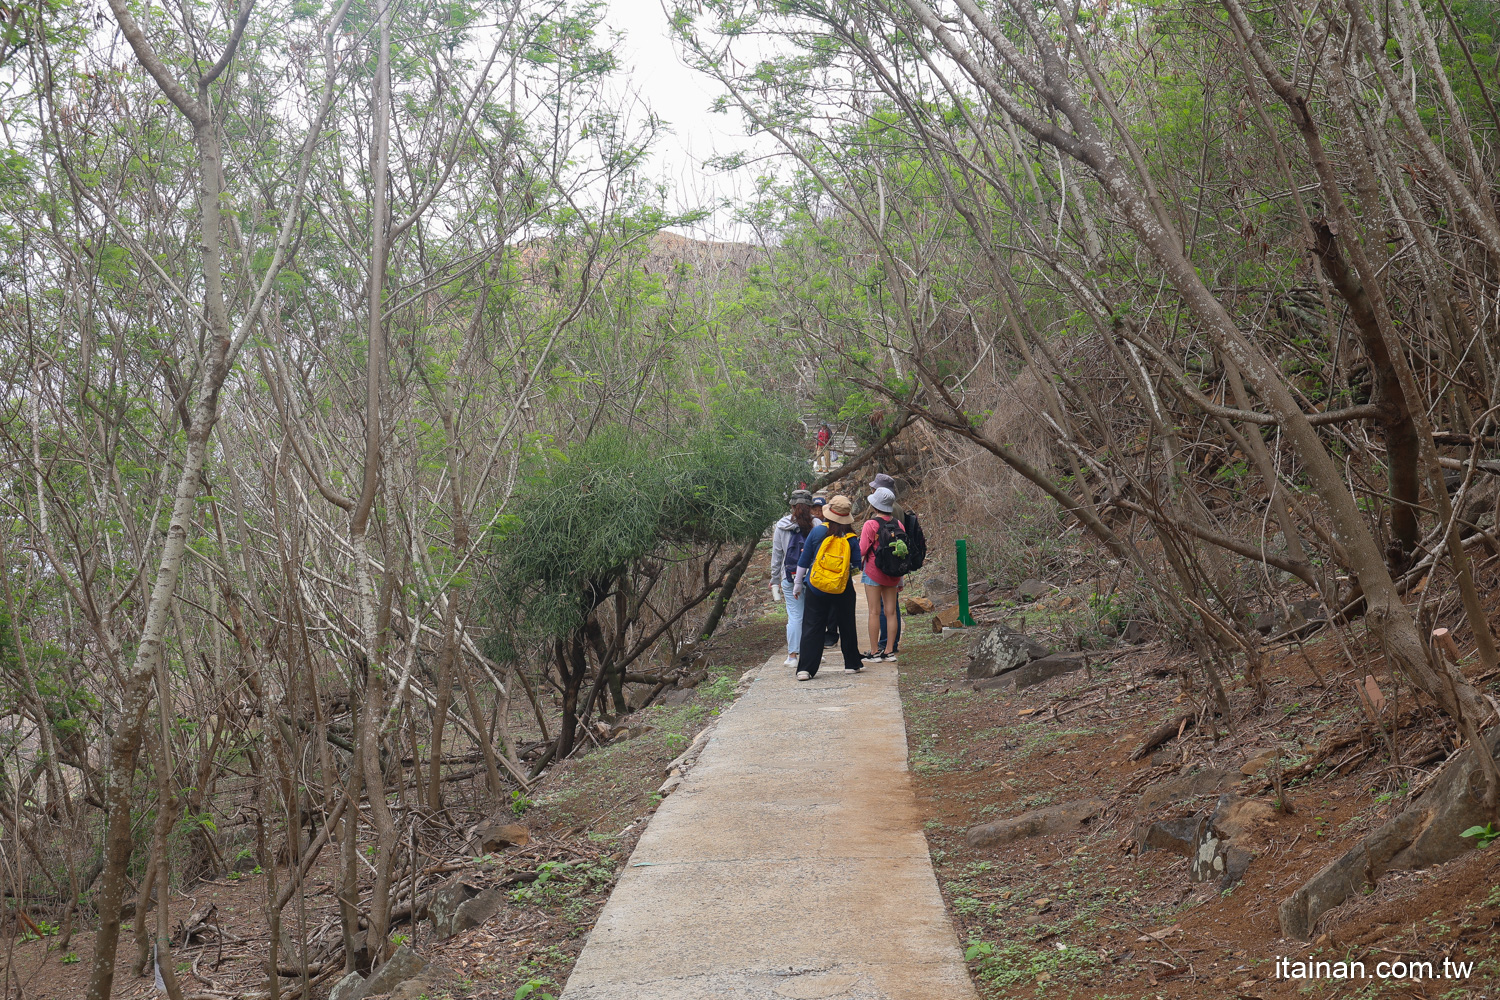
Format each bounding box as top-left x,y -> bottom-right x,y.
808,531 -> 851,593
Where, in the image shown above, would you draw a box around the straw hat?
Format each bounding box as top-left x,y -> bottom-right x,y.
824,494 -> 854,524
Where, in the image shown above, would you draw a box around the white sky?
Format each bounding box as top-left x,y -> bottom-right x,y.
601,0 -> 774,240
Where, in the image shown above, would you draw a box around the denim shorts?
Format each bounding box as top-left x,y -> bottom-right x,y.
862,572 -> 903,589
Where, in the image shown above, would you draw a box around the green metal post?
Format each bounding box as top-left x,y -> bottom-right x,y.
956,538 -> 976,626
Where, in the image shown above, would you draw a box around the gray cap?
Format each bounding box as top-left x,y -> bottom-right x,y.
869,473 -> 897,491
789,489 -> 813,506
867,487 -> 896,513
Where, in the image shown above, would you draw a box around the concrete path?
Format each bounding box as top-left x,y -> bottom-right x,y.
562,598 -> 980,1000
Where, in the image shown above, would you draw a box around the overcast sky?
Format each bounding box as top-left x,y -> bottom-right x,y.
600,0 -> 773,240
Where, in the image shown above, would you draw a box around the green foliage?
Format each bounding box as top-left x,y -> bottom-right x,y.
1461,823 -> 1499,849
485,395 -> 804,651
514,982 -> 557,1000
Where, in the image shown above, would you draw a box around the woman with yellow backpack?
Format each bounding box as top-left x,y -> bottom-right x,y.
790,495 -> 866,680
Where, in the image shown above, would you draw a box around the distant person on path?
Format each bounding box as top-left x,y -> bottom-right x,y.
770,490 -> 815,669
859,486 -> 910,661
791,495 -> 865,679
814,423 -> 832,473
870,473 -> 904,655
812,494 -> 840,648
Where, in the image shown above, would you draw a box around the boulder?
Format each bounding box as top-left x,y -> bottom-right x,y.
1137,768 -> 1234,814
1209,793 -> 1276,840
967,798 -> 1106,848
429,878 -> 505,939
468,818 -> 530,855
330,972 -> 367,1000
966,627 -> 1049,679
905,596 -> 935,614
1191,822 -> 1252,887
1137,814 -> 1204,857
1279,731 -> 1500,940
362,945 -> 427,999
1006,653 -> 1086,690
1017,579 -> 1049,601
389,976 -> 440,1000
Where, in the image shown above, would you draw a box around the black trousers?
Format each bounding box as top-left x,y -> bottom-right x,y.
798,583 -> 862,676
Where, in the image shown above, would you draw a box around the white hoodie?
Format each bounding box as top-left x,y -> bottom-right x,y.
769,513 -> 797,584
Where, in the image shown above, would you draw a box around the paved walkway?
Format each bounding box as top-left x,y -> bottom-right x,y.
562,593 -> 979,1000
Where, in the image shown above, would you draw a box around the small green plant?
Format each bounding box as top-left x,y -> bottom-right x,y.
965,939 -> 994,962
1461,823 -> 1499,849
514,980 -> 556,1000
510,790 -> 534,816
61,952 -> 79,964
18,919 -> 59,943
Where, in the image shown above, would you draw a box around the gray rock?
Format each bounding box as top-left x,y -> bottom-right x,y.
429,879 -> 505,939
388,976 -> 439,1000
452,887 -> 504,933
1137,814 -> 1204,857
428,878 -> 483,938
967,798 -> 1106,848
1190,822 -> 1253,887
330,972 -> 367,1000
966,626 -> 1049,679
1007,653 -> 1087,690
1252,610 -> 1278,635
1017,579 -> 1048,601
1137,768 -> 1234,814
1209,793 -> 1276,840
363,945 -> 427,999
1279,730 -> 1500,940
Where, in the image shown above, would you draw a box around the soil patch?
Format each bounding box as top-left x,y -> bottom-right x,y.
895,622 -> 1500,999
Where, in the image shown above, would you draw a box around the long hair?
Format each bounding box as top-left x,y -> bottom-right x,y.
792,503 -> 814,532
824,519 -> 852,536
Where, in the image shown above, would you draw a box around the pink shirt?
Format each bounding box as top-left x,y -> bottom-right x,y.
859,516 -> 902,588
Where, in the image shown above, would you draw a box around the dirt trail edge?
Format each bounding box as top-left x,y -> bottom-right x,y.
561,644 -> 979,999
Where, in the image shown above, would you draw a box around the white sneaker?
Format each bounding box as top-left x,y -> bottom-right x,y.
796,671 -> 811,681
784,654 -> 798,668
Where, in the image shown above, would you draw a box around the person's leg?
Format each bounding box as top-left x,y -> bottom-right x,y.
878,602 -> 889,651
797,589 -> 829,677
880,586 -> 901,656
836,585 -> 863,671
865,582 -> 883,654
892,597 -> 902,653
785,584 -> 806,656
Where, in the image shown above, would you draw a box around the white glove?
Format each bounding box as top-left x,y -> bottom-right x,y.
792,581 -> 803,600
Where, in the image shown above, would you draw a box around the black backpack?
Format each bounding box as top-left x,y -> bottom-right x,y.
873,516 -> 913,577
902,511 -> 927,571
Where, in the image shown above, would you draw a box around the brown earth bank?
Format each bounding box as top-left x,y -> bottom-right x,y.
896,613 -> 1500,1000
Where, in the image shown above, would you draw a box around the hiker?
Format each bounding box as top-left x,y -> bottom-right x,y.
769,490 -> 815,669
812,494 -> 840,648
870,473 -> 904,655
814,423 -> 832,473
859,486 -> 908,661
791,494 -> 865,679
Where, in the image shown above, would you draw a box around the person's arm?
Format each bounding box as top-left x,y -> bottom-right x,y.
797,523 -> 828,571
769,524 -> 788,590
849,530 -> 863,572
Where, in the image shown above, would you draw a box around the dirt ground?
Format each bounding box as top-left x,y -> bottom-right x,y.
0,612 -> 786,1000
8,549 -> 1499,1000
895,609 -> 1500,1000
